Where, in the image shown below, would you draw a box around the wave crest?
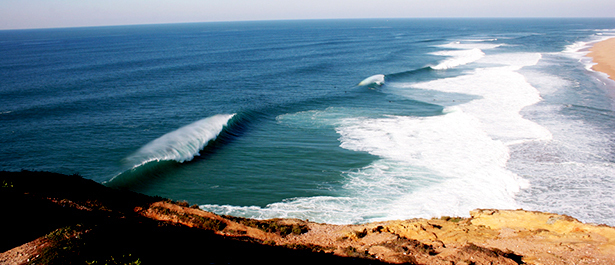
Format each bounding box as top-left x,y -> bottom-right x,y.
124,114 -> 236,168
430,48 -> 485,70
358,74 -> 385,87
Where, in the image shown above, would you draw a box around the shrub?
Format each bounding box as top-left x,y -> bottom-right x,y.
224,216 -> 309,237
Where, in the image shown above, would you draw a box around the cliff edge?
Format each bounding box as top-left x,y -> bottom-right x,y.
1,171 -> 614,264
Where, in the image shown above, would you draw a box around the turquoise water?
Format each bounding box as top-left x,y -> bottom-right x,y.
1,19 -> 615,224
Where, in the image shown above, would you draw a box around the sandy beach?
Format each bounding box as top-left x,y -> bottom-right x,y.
588,37 -> 615,81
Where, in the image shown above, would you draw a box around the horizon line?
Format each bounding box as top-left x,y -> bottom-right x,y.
2,16 -> 614,31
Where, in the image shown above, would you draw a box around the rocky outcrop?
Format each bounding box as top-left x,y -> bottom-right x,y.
140,202 -> 615,264
2,171 -> 614,264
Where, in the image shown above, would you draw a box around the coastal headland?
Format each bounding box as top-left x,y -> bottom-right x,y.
2,171 -> 614,265
588,37 -> 615,82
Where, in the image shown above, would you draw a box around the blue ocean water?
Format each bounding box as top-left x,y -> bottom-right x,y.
2,19 -> 615,225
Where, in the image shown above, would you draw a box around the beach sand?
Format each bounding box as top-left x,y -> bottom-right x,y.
588,37 -> 615,81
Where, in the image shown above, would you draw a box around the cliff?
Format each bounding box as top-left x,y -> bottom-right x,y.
1,171 -> 614,264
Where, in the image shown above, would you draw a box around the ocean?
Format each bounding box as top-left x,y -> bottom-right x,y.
1,18 -> 614,225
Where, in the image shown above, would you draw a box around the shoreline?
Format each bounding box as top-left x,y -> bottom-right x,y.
588,37 -> 615,82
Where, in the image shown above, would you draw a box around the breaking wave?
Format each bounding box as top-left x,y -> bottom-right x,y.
430,48 -> 485,70
123,114 -> 236,167
105,114 -> 236,187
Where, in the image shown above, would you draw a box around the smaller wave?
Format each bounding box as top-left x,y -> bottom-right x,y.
123,113 -> 236,168
430,48 -> 485,70
385,67 -> 435,83
437,41 -> 502,50
416,38 -> 446,43
563,35 -> 615,54
462,38 -> 498,42
358,74 -> 385,87
563,40 -> 593,54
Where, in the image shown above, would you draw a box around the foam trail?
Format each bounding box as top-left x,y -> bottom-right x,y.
429,40 -> 504,70
124,114 -> 235,168
430,48 -> 485,70
413,52 -> 551,144
358,74 -> 385,87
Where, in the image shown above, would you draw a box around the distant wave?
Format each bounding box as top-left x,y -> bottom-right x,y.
386,66 -> 433,81
437,41 -> 502,50
416,38 -> 446,43
428,40 -> 505,70
358,74 -> 385,87
124,113 -> 236,168
430,48 -> 485,70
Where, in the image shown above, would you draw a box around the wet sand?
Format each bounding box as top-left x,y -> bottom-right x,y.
588,37 -> 615,81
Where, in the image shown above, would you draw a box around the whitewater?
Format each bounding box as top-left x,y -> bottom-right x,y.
201,39 -> 554,223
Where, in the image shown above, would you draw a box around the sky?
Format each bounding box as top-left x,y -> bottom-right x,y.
1,0 -> 614,30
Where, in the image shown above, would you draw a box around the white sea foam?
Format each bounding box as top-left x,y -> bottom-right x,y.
414,57 -> 552,145
202,108 -> 531,223
340,51 -> 550,220
124,114 -> 235,167
562,33 -> 615,73
336,111 -> 528,220
201,46 -> 557,224
508,102 -> 615,225
506,40 -> 615,224
430,48 -> 485,70
429,41 -> 503,70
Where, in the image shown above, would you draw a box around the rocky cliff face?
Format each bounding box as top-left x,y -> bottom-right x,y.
2,171 -> 614,264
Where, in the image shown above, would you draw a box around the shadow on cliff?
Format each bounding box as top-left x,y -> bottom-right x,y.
0,171 -> 388,264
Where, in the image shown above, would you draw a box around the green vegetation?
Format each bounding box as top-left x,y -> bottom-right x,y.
225,216 -> 309,237
32,225 -> 83,265
1,180 -> 13,188
283,243 -> 334,253
85,254 -> 141,265
379,238 -> 438,256
440,216 -> 464,222
462,243 -> 524,264
31,225 -> 141,265
341,246 -> 376,260
175,200 -> 190,207
151,206 -> 227,231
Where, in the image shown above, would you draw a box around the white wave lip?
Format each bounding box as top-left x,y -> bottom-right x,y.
358,74 -> 385,86
124,113 -> 235,167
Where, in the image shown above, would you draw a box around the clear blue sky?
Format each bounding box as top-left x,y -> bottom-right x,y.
1,0 -> 614,30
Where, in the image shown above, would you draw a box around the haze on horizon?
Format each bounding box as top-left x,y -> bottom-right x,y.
1,0 -> 614,30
